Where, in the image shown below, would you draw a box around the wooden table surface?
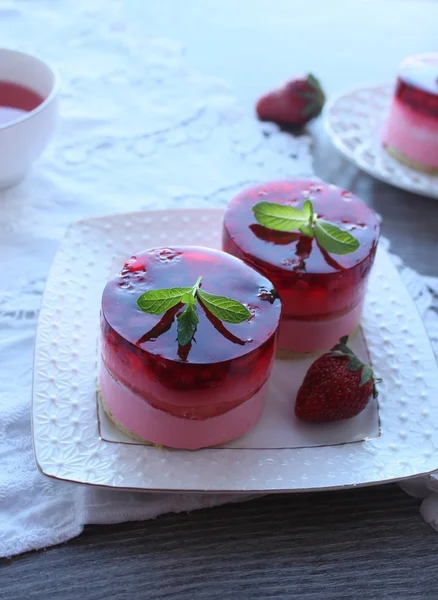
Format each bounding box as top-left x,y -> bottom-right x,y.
2,1 -> 438,597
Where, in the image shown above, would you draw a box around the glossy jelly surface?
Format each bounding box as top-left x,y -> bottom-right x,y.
222,180 -> 380,320
101,246 -> 281,419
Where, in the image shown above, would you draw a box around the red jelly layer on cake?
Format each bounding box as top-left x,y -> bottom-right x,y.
100,246 -> 281,447
222,180 -> 380,352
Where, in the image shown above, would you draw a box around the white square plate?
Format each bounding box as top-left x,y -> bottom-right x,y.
32,209 -> 438,492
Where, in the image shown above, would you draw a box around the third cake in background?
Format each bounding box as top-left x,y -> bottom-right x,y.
382,53 -> 438,173
222,180 -> 380,355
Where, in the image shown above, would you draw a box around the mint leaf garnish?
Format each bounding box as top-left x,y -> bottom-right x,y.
314,220 -> 360,255
177,303 -> 199,346
197,289 -> 251,324
252,201 -> 312,232
299,199 -> 315,238
137,287 -> 192,314
180,291 -> 196,305
302,199 -> 313,219
137,275 -> 251,347
252,198 -> 359,255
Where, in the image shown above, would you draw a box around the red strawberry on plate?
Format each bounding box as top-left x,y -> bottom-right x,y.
256,73 -> 326,127
295,336 -> 380,423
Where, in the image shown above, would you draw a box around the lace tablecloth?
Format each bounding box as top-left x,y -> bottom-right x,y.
0,0 -> 437,558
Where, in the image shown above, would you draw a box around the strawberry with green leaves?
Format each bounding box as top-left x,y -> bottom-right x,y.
256,74 -> 326,128
295,337 -> 380,423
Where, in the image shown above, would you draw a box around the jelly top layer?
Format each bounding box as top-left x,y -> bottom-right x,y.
223,180 -> 380,276
398,53 -> 438,95
101,246 -> 281,364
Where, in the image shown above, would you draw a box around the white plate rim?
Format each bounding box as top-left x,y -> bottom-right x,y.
32,208 -> 438,493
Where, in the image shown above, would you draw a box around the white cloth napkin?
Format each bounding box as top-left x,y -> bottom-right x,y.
1,0 -> 437,559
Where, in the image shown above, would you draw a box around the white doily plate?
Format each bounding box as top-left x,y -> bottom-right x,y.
32,209 -> 438,493
324,83 -> 438,199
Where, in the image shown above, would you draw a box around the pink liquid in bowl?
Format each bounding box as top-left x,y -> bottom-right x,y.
0,81 -> 44,126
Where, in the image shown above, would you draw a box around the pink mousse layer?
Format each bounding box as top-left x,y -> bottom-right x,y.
100,366 -> 269,450
383,99 -> 438,169
278,301 -> 363,353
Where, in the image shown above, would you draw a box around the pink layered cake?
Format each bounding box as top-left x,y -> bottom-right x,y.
222,180 -> 380,354
100,246 -> 281,449
382,53 -> 438,173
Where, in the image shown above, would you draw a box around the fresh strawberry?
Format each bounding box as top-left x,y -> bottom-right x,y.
295,336 -> 380,423
256,74 -> 326,127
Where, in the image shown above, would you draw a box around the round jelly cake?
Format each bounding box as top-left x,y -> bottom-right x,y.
222,180 -> 380,354
382,53 -> 438,173
100,246 -> 281,449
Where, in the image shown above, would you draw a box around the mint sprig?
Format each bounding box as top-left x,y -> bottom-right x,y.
137,286 -> 192,314
137,276 -> 251,346
252,199 -> 359,255
252,202 -> 311,232
177,303 -> 199,347
197,289 -> 251,324
314,220 -> 359,255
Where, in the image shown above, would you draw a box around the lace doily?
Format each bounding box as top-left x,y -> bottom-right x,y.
0,0 -> 436,558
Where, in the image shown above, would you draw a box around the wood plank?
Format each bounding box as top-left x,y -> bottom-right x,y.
1,486 -> 434,600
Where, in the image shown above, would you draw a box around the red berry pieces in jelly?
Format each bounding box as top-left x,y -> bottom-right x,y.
101,246 -> 281,419
222,180 -> 380,321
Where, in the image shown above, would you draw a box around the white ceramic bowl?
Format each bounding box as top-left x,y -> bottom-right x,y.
0,48 -> 60,189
